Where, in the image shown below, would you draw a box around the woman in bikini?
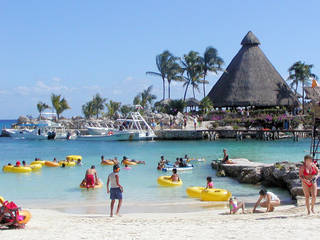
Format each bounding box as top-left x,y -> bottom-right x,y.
299,155 -> 319,214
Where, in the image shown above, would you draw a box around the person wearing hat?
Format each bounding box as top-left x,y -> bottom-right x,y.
107,164 -> 123,217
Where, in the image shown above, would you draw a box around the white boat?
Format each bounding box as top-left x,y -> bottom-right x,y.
77,110 -> 156,141
87,126 -> 109,135
162,164 -> 194,172
77,131 -> 138,141
115,111 -> 157,141
6,120 -> 75,140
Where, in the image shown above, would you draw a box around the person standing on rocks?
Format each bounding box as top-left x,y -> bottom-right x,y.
299,155 -> 319,214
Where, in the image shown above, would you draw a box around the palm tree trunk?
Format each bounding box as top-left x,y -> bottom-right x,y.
168,81 -> 171,99
302,79 -> 305,114
183,83 -> 190,101
203,75 -> 206,98
162,77 -> 166,100
193,86 -> 195,98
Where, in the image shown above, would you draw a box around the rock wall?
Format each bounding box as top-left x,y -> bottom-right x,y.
155,130 -> 203,140
212,159 -> 317,198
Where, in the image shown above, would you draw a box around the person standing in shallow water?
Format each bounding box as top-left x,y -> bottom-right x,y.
107,164 -> 123,217
299,155 -> 319,214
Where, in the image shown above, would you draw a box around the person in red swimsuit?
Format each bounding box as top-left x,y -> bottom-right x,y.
85,165 -> 98,190
299,155 -> 319,214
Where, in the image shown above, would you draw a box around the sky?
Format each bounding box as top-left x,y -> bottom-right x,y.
0,0 -> 320,119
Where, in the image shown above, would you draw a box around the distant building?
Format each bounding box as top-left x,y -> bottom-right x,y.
207,31 -> 298,108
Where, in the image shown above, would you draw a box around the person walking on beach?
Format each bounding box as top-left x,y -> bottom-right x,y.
107,165 -> 123,217
299,155 -> 319,214
193,117 -> 197,130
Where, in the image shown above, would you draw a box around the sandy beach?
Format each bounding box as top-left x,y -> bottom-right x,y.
2,204 -> 320,240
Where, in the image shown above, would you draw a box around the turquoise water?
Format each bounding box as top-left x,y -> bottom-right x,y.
0,137 -> 310,213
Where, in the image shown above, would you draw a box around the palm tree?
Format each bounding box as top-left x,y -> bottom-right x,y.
82,101 -> 96,119
200,47 -> 224,98
105,100 -> 121,117
37,101 -> 50,118
51,94 -> 70,120
287,61 -> 318,113
133,95 -> 141,106
120,105 -> 133,116
180,51 -> 203,100
146,50 -> 173,100
92,93 -> 106,119
140,85 -> 157,109
200,96 -> 213,114
166,59 -> 183,99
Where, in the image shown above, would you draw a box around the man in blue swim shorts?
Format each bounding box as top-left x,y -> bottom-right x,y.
107,164 -> 123,217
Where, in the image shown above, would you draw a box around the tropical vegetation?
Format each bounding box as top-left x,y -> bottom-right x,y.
146,47 -> 224,103
51,94 -> 70,120
36,101 -> 50,117
81,94 -> 106,119
133,85 -> 156,110
287,61 -> 318,113
105,100 -> 121,118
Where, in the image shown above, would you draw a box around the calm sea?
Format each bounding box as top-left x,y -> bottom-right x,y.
0,132 -> 309,213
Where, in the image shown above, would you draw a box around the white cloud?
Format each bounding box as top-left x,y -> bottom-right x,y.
52,77 -> 62,83
0,89 -> 9,95
14,78 -> 70,96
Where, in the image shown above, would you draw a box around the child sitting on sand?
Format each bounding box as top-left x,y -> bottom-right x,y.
206,176 -> 214,189
229,197 -> 245,214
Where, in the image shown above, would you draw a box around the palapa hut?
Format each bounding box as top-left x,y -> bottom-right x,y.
185,97 -> 200,111
207,31 -> 298,108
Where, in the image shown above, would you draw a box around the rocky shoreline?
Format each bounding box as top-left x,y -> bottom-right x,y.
211,158 -> 320,198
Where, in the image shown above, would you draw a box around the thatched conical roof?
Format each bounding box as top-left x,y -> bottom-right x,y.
207,31 -> 298,108
185,98 -> 200,107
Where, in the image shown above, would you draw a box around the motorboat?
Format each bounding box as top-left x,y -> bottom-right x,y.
87,126 -> 109,135
5,120 -> 75,140
115,111 -> 157,140
76,131 -> 138,141
77,110 -> 156,141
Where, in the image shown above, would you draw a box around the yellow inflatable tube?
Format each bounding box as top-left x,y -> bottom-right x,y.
200,189 -> 232,201
186,186 -> 205,198
122,160 -> 137,165
0,196 -> 4,204
11,166 -> 32,173
18,210 -> 32,224
30,163 -> 42,171
80,181 -> 103,189
59,161 -> 76,167
157,176 -> 183,187
2,165 -> 13,173
66,155 -> 82,161
101,160 -> 115,165
31,160 -> 45,166
45,161 -> 60,167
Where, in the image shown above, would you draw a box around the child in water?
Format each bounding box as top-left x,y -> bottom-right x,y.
169,168 -> 180,182
123,164 -> 131,170
206,176 -> 214,189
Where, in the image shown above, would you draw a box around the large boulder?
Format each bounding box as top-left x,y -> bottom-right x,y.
239,167 -> 262,184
